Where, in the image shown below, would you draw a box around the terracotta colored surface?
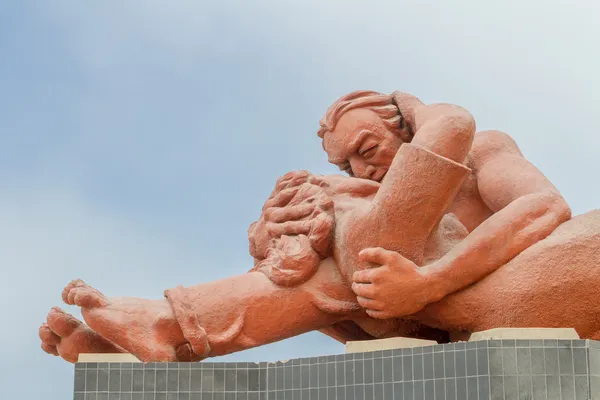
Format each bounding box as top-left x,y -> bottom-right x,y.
39,307 -> 125,363
40,90 -> 600,363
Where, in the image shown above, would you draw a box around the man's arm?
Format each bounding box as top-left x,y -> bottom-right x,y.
425,130 -> 571,300
358,102 -> 476,263
410,102 -> 476,164
351,130 -> 571,319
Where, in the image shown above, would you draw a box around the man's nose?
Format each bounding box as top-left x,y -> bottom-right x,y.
350,160 -> 376,180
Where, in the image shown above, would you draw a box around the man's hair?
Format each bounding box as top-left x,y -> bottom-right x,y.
317,90 -> 403,139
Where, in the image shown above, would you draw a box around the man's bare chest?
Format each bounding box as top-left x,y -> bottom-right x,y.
447,170 -> 493,232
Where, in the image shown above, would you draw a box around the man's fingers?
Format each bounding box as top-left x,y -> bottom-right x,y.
356,296 -> 385,311
265,203 -> 315,223
351,282 -> 377,299
267,220 -> 312,237
353,268 -> 384,284
366,309 -> 390,319
359,247 -> 401,266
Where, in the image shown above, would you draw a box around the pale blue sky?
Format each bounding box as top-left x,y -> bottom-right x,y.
1,1 -> 599,398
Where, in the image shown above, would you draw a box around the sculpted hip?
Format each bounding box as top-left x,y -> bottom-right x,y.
417,210 -> 600,336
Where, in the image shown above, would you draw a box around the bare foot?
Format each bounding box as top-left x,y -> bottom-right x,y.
39,307 -> 125,363
62,279 -> 196,362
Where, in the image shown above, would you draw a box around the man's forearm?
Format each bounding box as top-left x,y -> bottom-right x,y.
426,191 -> 571,301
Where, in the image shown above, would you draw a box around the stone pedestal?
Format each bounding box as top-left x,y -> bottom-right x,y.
74,339 -> 600,399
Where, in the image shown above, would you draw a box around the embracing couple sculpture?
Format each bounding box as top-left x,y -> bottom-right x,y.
39,90 -> 600,363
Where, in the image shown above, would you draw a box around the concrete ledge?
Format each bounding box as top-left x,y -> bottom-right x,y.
346,337 -> 437,353
468,327 -> 580,341
77,353 -> 141,363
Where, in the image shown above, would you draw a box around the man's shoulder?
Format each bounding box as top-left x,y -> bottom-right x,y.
470,130 -> 523,165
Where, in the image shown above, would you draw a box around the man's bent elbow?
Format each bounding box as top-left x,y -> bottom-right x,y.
412,103 -> 476,163
444,108 -> 476,147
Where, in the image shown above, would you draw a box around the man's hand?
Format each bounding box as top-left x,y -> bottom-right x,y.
351,247 -> 440,319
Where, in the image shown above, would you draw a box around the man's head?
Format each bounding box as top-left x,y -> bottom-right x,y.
318,90 -> 413,181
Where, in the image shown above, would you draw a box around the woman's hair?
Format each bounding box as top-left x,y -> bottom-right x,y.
317,90 -> 403,139
248,171 -> 336,287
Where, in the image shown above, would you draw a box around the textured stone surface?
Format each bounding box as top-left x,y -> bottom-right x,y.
74,340 -> 600,399
41,90 -> 600,365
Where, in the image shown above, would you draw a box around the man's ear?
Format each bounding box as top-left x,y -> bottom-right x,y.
391,91 -> 422,143
397,117 -> 415,143
398,127 -> 414,143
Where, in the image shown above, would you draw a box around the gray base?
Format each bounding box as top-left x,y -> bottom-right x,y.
74,339 -> 600,399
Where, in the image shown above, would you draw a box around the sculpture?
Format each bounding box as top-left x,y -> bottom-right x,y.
39,91 -> 600,363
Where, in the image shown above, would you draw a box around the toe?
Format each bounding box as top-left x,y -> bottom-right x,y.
62,279 -> 86,305
63,280 -> 106,308
67,289 -> 77,305
39,323 -> 61,346
47,307 -> 82,337
73,288 -> 106,308
41,342 -> 59,356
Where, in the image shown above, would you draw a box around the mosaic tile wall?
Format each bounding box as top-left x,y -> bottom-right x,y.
74,339 -> 600,399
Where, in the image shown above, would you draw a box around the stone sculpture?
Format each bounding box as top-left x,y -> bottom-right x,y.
39,90 -> 600,363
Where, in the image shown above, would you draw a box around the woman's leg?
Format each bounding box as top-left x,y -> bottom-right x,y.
65,259 -> 361,361
165,258 -> 362,358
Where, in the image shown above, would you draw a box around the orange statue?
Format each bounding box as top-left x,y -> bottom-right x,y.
39,91 -> 600,363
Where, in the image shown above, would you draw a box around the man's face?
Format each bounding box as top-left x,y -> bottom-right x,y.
323,108 -> 402,182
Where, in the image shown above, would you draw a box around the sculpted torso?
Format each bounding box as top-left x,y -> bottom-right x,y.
318,91 -> 575,323
39,90 -> 600,364
323,91 -> 565,236
328,92 -> 600,340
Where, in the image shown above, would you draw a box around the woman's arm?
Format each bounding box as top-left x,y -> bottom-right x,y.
347,103 -> 476,265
